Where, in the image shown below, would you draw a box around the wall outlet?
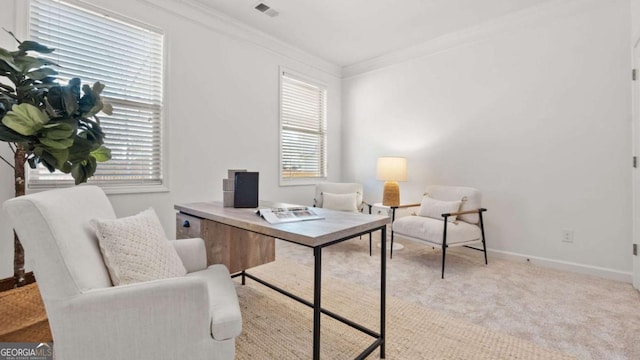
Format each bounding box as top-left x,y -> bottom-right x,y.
562,229 -> 574,243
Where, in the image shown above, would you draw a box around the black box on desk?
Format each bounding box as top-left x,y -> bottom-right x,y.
234,172 -> 259,208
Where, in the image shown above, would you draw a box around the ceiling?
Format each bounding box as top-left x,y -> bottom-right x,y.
191,0 -> 554,67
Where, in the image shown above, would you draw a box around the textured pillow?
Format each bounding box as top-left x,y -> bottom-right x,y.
418,196 -> 462,222
92,208 -> 186,286
322,192 -> 359,211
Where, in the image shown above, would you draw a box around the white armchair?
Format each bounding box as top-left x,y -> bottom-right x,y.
313,182 -> 373,254
392,185 -> 488,279
3,186 -> 241,360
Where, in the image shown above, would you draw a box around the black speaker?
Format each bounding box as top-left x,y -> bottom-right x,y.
234,172 -> 259,208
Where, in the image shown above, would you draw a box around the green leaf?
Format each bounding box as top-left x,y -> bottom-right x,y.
2,103 -> 49,135
13,55 -> 57,73
0,123 -> 30,142
18,41 -> 55,54
42,120 -> 76,139
71,156 -> 96,185
91,145 -> 111,162
35,146 -> 69,170
39,136 -> 74,149
0,48 -> 19,71
61,85 -> 79,115
26,67 -> 58,81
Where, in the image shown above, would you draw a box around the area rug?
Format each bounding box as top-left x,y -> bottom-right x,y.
235,259 -> 575,360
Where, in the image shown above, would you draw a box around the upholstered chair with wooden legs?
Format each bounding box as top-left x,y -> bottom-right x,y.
391,185 -> 488,278
313,182 -> 373,254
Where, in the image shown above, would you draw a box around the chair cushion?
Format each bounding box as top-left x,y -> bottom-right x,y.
187,265 -> 242,340
92,208 -> 187,286
425,186 -> 481,224
417,196 -> 462,221
322,192 -> 358,211
393,215 -> 482,245
314,183 -> 363,210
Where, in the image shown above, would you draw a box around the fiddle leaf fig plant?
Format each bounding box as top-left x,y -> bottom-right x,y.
1,30 -> 112,287
0,31 -> 112,185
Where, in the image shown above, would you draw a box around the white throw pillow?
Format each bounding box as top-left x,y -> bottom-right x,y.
418,196 -> 462,222
322,192 -> 359,211
92,208 -> 186,286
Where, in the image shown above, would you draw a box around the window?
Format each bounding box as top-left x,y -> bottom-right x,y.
280,70 -> 327,184
28,0 -> 164,191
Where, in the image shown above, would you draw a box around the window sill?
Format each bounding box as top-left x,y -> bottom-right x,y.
279,178 -> 327,187
27,184 -> 169,195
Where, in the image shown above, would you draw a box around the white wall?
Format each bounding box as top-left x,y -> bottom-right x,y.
0,0 -> 342,279
342,0 -> 633,275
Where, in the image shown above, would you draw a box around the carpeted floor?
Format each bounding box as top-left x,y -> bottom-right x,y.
235,259 -> 575,359
262,235 -> 640,360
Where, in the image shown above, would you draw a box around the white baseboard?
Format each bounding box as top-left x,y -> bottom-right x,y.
482,248 -> 632,283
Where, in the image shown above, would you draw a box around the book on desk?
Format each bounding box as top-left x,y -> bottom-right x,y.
257,207 -> 324,224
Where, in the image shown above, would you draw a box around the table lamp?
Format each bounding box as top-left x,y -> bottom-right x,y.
376,157 -> 407,207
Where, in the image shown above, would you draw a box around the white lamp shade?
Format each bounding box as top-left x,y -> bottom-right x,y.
376,157 -> 407,181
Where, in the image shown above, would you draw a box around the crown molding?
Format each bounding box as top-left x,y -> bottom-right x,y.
139,0 -> 342,78
342,0 -> 606,79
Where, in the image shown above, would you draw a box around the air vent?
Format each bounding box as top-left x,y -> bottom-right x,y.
254,2 -> 279,17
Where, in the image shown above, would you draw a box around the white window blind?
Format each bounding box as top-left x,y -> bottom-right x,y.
280,71 -> 327,182
28,0 -> 164,189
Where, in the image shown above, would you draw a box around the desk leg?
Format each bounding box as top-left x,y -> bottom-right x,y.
380,225 -> 386,358
241,270 -> 246,285
313,246 -> 322,360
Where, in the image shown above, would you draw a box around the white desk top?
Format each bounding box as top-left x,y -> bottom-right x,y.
175,201 -> 389,248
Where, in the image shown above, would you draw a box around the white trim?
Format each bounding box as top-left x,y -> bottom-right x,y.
632,38 -> 640,289
486,248 -> 633,283
139,0 -> 341,78
342,0 -> 605,78
27,184 -> 169,195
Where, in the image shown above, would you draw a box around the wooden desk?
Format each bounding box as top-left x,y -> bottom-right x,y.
174,201 -> 390,360
176,210 -> 275,273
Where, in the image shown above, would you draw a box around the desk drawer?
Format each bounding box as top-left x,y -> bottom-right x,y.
176,213 -> 202,239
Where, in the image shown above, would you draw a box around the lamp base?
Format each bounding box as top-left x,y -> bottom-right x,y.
382,181 -> 400,207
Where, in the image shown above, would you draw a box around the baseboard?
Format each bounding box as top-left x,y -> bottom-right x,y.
0,272 -> 36,292
483,249 -> 632,283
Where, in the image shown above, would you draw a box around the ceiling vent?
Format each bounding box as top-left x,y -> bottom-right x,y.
255,3 -> 279,17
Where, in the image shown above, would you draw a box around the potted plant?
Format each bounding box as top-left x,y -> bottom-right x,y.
0,31 -> 111,287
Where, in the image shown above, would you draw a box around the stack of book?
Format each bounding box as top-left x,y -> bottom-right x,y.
223,169 -> 259,208
223,169 -> 245,207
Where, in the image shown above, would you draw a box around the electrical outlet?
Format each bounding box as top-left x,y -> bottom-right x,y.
562,229 -> 574,243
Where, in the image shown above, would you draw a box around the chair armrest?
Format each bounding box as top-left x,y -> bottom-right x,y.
55,277 -> 212,358
170,238 -> 207,273
442,208 -> 487,218
393,203 -> 421,209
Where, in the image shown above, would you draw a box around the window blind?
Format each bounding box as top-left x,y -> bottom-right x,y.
28,0 -> 164,189
280,72 -> 327,181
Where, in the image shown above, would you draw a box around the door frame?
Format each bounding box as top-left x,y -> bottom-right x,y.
632,37 -> 640,290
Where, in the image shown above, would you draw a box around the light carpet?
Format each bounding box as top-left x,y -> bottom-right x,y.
234,259 -> 575,359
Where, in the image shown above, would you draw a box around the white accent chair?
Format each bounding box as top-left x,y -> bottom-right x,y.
313,182 -> 373,254
3,186 -> 242,360
392,185 -> 488,279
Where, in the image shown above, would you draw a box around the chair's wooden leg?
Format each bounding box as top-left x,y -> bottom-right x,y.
479,210 -> 488,265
